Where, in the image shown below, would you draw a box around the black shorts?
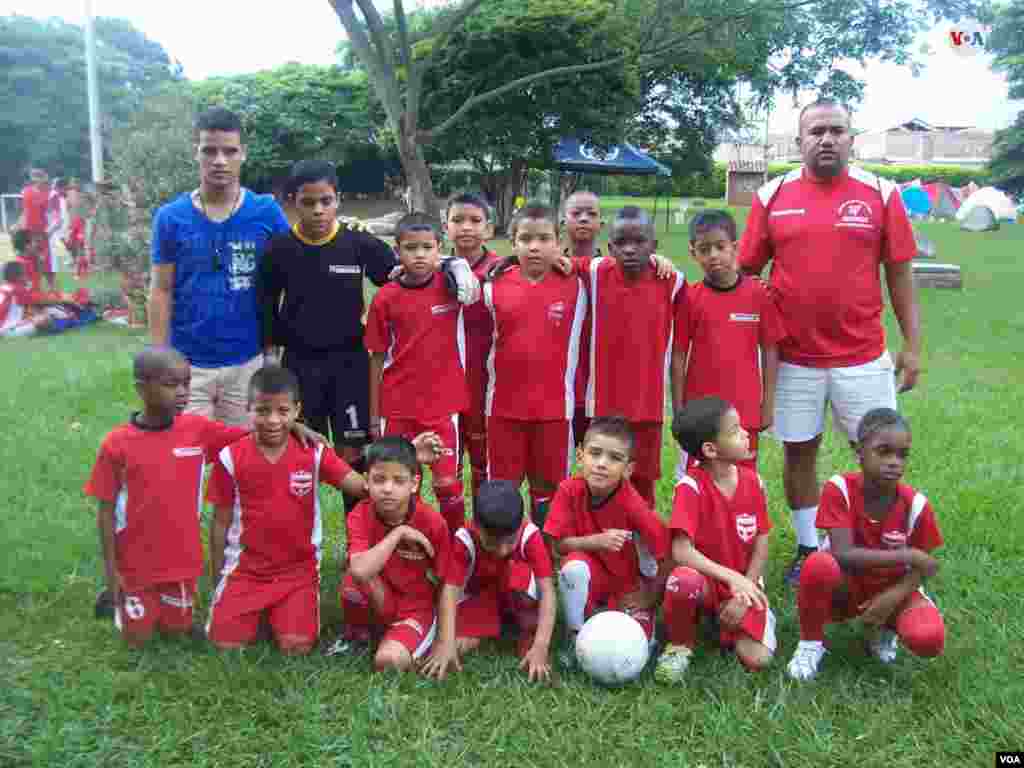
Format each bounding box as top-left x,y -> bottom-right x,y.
282,343 -> 370,447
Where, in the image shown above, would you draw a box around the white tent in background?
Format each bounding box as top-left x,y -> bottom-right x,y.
956,187 -> 1018,222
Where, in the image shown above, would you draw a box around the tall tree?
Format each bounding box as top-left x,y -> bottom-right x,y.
0,14 -> 179,191
328,0 -> 983,217
989,0 -> 1024,193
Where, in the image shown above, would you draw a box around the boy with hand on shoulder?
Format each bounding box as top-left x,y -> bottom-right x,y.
484,202 -> 587,527
421,480 -> 556,683
676,210 -> 785,473
261,160 -> 398,514
1,248 -> 52,339
787,409 -> 944,681
657,397 -> 775,683
544,417 -> 671,663
447,193 -> 501,500
206,364 -> 371,655
84,347 -> 323,643
338,437 -> 451,672
364,213 -> 474,535
582,207 -> 687,507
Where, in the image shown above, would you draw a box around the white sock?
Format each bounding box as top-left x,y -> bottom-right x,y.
558,559 -> 591,632
791,506 -> 819,549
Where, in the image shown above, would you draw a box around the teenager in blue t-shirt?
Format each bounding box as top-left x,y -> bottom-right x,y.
148,107 -> 289,426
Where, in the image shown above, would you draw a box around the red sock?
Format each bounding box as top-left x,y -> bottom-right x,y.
662,566 -> 706,647
436,481 -> 466,535
796,551 -> 842,641
895,598 -> 946,657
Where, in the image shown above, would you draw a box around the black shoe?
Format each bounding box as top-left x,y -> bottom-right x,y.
94,589 -> 115,620
784,546 -> 817,588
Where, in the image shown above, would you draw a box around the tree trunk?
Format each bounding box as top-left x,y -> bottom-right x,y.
492,157 -> 528,235
399,135 -> 441,221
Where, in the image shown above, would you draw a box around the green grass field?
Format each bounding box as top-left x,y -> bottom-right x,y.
2,205 -> 1022,767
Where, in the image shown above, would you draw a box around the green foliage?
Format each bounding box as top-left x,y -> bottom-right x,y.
767,162 -> 993,188
988,0 -> 1024,193
192,64 -> 380,191
0,14 -> 179,191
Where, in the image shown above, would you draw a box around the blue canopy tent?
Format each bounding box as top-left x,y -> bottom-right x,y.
553,139 -> 673,229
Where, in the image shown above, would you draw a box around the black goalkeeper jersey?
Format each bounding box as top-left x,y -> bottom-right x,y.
260,222 -> 398,351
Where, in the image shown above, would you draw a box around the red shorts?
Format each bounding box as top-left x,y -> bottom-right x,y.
563,552 -> 656,639
207,574 -> 319,647
382,414 -> 460,484
629,421 -> 664,481
454,560 -> 539,638
340,573 -> 437,658
487,417 -> 572,488
459,408 -> 487,474
697,574 -> 776,652
116,580 -> 195,642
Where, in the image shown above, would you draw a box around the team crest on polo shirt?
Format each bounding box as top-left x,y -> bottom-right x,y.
882,530 -> 907,549
289,470 -> 313,498
736,514 -> 757,542
547,301 -> 566,325
836,199 -> 874,230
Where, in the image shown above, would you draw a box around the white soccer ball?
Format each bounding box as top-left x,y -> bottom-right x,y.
575,611 -> 650,686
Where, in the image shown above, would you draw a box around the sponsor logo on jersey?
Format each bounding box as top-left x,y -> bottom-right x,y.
289,470 -> 313,497
431,303 -> 457,316
736,513 -> 758,542
329,264 -> 362,275
172,447 -> 203,458
547,301 -> 566,324
729,312 -> 760,323
836,199 -> 875,230
769,208 -> 805,217
882,530 -> 907,549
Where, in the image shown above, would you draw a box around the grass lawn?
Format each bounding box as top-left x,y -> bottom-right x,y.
2,206 -> 1022,767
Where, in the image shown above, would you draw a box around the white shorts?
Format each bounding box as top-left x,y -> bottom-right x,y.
185,353 -> 264,428
773,352 -> 897,443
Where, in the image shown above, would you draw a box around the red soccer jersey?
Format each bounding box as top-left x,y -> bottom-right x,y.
83,414 -> 248,591
670,466 -> 773,601
461,248 -> 503,412
567,247 -> 600,409
483,267 -> 587,421
583,257 -> 687,422
346,498 -> 450,614
817,472 -> 943,599
545,477 -> 669,585
0,281 -> 40,331
679,276 -> 787,429
445,521 -> 553,593
21,185 -> 48,233
364,272 -> 469,420
207,436 -> 353,582
738,166 -> 915,368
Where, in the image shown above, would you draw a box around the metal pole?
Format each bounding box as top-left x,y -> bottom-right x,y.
85,0 -> 103,183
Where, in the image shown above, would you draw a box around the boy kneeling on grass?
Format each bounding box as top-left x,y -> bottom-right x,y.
421,479 -> 557,683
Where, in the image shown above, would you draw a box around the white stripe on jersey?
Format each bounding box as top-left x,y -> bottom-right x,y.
584,257 -> 604,418
312,444 -> 324,568
454,527 -> 476,590
662,271 -> 686,417
827,474 -> 851,508
756,168 -> 801,205
114,487 -> 128,533
456,306 -> 467,371
563,277 -> 588,419
908,491 -> 929,536
483,282 -> 497,419
676,474 -> 700,494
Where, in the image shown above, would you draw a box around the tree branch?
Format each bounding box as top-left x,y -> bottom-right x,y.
330,0 -> 402,129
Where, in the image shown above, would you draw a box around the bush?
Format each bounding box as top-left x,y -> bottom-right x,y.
766,162 -> 993,187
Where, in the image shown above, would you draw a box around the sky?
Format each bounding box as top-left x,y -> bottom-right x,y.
3,0 -> 1020,133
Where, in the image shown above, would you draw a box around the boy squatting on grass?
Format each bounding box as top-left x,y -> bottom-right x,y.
84,348 -> 332,645
421,479 -> 557,683
364,213 -> 476,536
657,397 -> 776,682
787,408 -> 945,680
544,416 -> 672,663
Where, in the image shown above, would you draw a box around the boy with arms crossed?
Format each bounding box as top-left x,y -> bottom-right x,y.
421,479 -> 556,682
544,417 -> 671,663
340,437 -> 451,672
364,213 -> 475,534
657,397 -> 775,682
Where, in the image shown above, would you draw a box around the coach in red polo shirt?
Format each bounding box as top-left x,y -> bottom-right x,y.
739,100 -> 921,585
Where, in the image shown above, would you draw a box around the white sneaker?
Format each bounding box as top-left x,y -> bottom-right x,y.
654,644 -> 693,684
867,628 -> 899,664
787,640 -> 827,681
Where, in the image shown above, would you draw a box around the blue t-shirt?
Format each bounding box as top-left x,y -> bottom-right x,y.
152,190 -> 290,367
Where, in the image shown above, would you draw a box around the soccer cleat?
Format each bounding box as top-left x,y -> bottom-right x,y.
654,644 -> 693,684
783,547 -> 816,588
867,628 -> 900,664
787,640 -> 827,681
324,636 -> 370,658
557,633 -> 580,671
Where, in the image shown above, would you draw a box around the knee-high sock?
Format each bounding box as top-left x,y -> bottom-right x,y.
796,551 -> 842,641
558,559 -> 591,632
662,566 -> 706,648
436,480 -> 466,535
895,600 -> 946,658
791,506 -> 820,549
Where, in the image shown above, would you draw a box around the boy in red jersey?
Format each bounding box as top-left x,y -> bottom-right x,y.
19,168 -> 49,291
483,201 -> 587,526
206,365 -> 369,655
676,209 -> 785,474
84,348 -> 322,645
447,193 -> 501,500
338,436 -> 451,672
0,254 -> 51,339
788,409 -> 944,680
657,397 -> 775,683
421,479 -> 556,682
582,207 -> 687,507
365,212 -> 474,535
544,417 -> 670,665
